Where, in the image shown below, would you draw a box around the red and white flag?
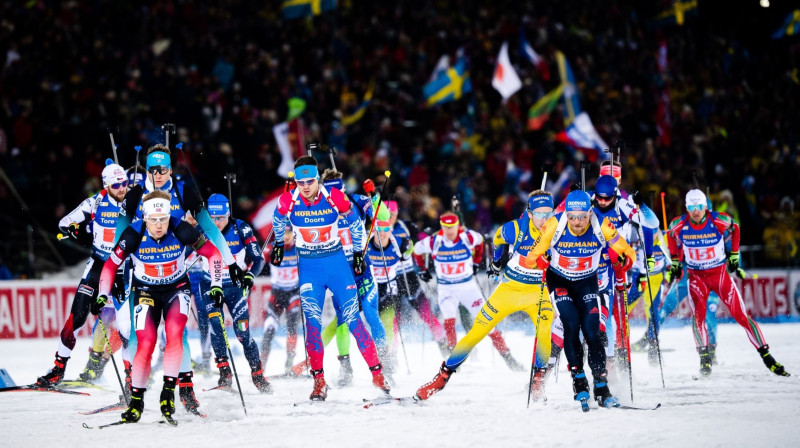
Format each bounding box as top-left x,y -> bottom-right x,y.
248,187 -> 286,243
273,118 -> 306,178
492,42 -> 522,101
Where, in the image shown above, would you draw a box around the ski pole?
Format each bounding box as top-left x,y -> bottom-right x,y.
636,221 -> 666,389
134,146 -> 143,186
96,315 -> 128,403
212,309 -> 247,415
362,172 -> 392,258
619,287 -> 634,402
108,128 -> 119,164
260,173 -> 295,253
527,282 -> 546,408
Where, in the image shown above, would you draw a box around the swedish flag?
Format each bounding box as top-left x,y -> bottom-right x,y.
342,79 -> 374,126
282,0 -> 337,20
423,57 -> 472,107
655,0 -> 698,27
556,51 -> 581,126
772,10 -> 800,39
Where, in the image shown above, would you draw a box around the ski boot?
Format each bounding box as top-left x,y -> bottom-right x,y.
193,354 -> 212,376
215,356 -> 233,388
570,367 -> 590,402
120,387 -> 145,423
501,351 -> 525,372
160,377 -> 177,419
709,343 -> 718,366
337,355 -> 353,387
631,333 -> 649,353
310,369 -> 328,401
36,353 -> 69,387
178,372 -> 201,413
78,349 -> 109,383
529,367 -> 547,402
698,347 -> 712,377
758,345 -> 790,376
370,364 -> 391,396
251,364 -> 274,394
593,373 -> 618,408
416,362 -> 454,401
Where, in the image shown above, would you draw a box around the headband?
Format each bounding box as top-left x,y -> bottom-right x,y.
440,214 -> 459,227
294,165 -> 319,181
146,151 -> 171,170
527,194 -> 554,211
143,198 -> 171,217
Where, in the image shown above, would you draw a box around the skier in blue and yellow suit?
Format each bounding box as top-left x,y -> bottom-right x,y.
416,190 -> 555,402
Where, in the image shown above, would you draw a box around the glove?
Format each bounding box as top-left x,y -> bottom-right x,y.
270,244 -> 284,266
727,251 -> 740,273
668,258 -> 683,282
646,256 -> 656,272
612,253 -> 632,274
228,263 -> 245,287
208,286 -> 224,308
65,222 -> 80,239
487,261 -> 502,279
418,270 -> 433,282
112,278 -> 126,301
570,183 -> 582,192
91,294 -> 108,316
353,251 -> 367,276
632,190 -> 644,206
472,263 -> 481,273
534,254 -> 551,270
242,272 -> 255,290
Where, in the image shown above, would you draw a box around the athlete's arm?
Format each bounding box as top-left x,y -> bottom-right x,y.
238,221 -> 265,276
174,219 -> 224,287
98,225 -> 141,296
712,212 -> 740,252
272,192 -> 293,246
412,235 -> 433,269
58,195 -> 95,232
492,221 -> 518,264
666,216 -> 685,261
601,217 -> 636,264
525,215 -> 559,261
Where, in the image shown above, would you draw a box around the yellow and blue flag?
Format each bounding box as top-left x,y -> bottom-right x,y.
423,57 -> 472,107
282,0 -> 337,20
772,10 -> 800,39
655,0 -> 698,27
342,79 -> 374,126
555,51 -> 581,126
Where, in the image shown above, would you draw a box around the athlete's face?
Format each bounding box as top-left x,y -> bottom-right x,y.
145,214 -> 169,239
149,167 -> 172,189
107,181 -> 128,202
376,226 -> 392,246
212,215 -> 228,231
296,177 -> 319,201
442,224 -> 459,241
688,205 -> 706,223
528,207 -> 554,230
567,211 -> 591,234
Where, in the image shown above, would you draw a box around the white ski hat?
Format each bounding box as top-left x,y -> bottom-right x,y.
685,189 -> 707,207
102,164 -> 127,187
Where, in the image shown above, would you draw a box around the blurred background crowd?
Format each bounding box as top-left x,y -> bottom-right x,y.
1,0 -> 799,278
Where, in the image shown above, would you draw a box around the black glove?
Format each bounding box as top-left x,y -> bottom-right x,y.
570,183 -> 582,192
487,261 -> 502,279
632,190 -> 644,206
112,278 -> 126,301
473,263 -> 481,273
418,270 -> 433,282
91,294 -> 108,316
242,272 -> 255,290
353,251 -> 367,276
727,251 -> 740,273
228,263 -> 245,287
208,286 -> 224,308
668,258 -> 683,282
65,222 -> 80,239
271,244 -> 284,266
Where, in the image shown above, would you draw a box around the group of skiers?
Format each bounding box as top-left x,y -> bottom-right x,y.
35,140 -> 791,423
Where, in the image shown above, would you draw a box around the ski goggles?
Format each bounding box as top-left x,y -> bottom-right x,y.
144,215 -> 169,225
107,180 -> 129,190
687,204 -> 706,212
566,212 -> 590,221
295,177 -> 318,187
148,166 -> 170,175
376,225 -> 392,233
530,211 -> 554,220
595,194 -> 614,203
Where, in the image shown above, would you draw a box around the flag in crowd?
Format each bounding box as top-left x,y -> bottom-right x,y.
423,56 -> 472,106
772,10 -> 800,39
282,0 -> 337,20
519,28 -> 549,81
248,187 -> 286,242
555,112 -> 608,162
273,119 -> 306,178
555,51 -> 581,126
491,42 -> 522,101
527,85 -> 564,131
342,79 -> 375,126
655,0 -> 698,28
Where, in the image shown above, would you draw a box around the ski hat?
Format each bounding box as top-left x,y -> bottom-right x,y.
595,175 -> 618,198
102,164 -> 127,187
376,220 -> 392,232
207,193 -> 230,217
385,200 -> 398,213
599,164 -> 622,182
440,212 -> 459,227
527,194 -> 554,211
323,178 -> 345,192
564,190 -> 592,212
146,151 -> 171,170
294,165 -> 319,181
142,197 -> 171,217
685,189 -> 707,208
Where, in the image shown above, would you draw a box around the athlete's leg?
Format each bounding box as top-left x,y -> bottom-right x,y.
131,289 -> 164,388
710,267 -> 767,349
162,290 -> 190,379
298,258 -> 329,372
224,285 -> 261,370
520,285 -> 553,369
687,270 -> 712,349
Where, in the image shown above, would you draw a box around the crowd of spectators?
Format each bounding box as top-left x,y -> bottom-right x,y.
1,0 -> 799,277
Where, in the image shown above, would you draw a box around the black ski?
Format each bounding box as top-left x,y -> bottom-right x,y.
0,384 -> 90,396
362,396 -> 420,409
613,402 -> 662,411
79,401 -> 126,415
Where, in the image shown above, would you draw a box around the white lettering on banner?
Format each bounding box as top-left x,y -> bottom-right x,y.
40,287 -> 61,337
17,288 -> 38,338
0,288 -> 14,338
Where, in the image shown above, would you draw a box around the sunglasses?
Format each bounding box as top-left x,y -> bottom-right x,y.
211,216 -> 228,221
596,195 -> 613,202
687,204 -> 706,212
530,211 -> 554,220
108,180 -> 128,189
566,212 -> 589,221
145,216 -> 169,225
295,178 -> 316,187
376,226 -> 392,233
148,166 -> 170,175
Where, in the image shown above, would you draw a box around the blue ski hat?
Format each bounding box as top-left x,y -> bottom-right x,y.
207,193 -> 230,217
565,190 -> 592,212
595,175 -> 618,198
146,151 -> 171,170
323,178 -> 345,193
527,193 -> 554,211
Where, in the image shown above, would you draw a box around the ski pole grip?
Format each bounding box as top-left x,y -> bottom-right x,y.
363,179 -> 375,194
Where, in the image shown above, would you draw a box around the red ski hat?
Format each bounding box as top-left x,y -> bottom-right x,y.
440,213 -> 459,227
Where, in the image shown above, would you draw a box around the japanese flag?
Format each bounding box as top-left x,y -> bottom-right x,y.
492,42 -> 522,101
